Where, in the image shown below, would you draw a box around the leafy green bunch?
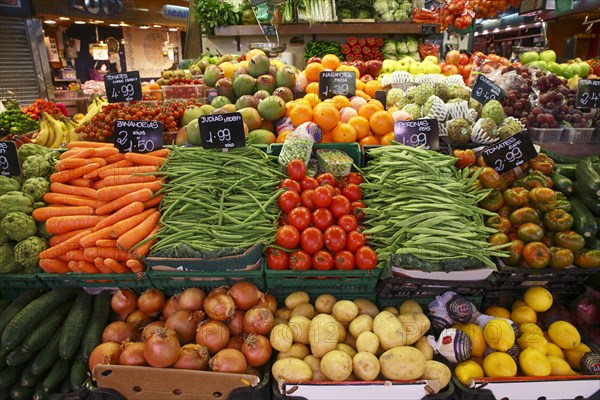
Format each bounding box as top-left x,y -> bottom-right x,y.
194,0 -> 240,36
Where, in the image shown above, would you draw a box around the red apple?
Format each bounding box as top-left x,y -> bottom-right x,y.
459,53 -> 469,66
441,64 -> 459,76
353,61 -> 368,77
306,57 -> 322,65
461,64 -> 473,81
593,63 -> 600,76
360,74 -> 374,83
470,51 -> 486,66
365,60 -> 383,77
446,50 -> 461,66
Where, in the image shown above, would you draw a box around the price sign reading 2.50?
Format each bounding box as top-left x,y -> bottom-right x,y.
199,112 -> 246,149
113,120 -> 163,154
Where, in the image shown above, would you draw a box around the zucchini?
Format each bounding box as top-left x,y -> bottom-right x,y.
5,348 -> 33,368
586,236 -> 600,250
21,302 -> 72,353
81,291 -> 111,362
32,383 -> 46,400
540,148 -> 582,164
576,158 -> 600,198
554,164 -> 577,180
59,378 -> 71,393
19,360 -> 41,388
0,300 -> 10,316
31,330 -> 61,376
0,290 -> 40,337
69,358 -> 88,392
0,367 -> 21,390
40,358 -> 71,396
549,171 -> 574,195
574,181 -> 600,215
571,197 -> 599,239
0,390 -> 7,400
1,289 -> 74,351
9,385 -> 34,400
59,291 -> 91,360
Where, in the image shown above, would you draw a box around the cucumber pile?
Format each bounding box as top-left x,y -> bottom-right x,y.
0,289 -> 111,400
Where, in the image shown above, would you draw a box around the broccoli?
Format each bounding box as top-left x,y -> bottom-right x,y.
0,243 -> 21,273
0,176 -> 20,196
14,236 -> 47,270
1,212 -> 37,241
21,177 -> 50,202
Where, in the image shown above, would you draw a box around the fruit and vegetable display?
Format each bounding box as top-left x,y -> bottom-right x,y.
304,41 -> 345,62
34,112 -> 81,149
340,37 -> 385,63
0,110 -> 39,138
380,36 -> 420,62
21,99 -> 65,121
336,0 -> 374,20
373,0 -> 414,22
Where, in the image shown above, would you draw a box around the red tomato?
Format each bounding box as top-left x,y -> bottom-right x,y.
300,227 -> 324,255
301,177 -> 319,191
461,64 -> 473,81
276,225 -> 300,249
287,159 -> 307,181
337,214 -> 358,232
347,172 -> 363,185
445,50 -> 461,66
458,53 -> 469,66
335,250 -> 355,270
312,186 -> 333,208
301,189 -> 317,211
342,183 -> 362,202
312,208 -> 334,231
441,64 -> 459,76
289,250 -> 312,270
470,51 -> 486,66
266,248 -> 289,270
278,191 -> 300,213
281,179 -> 301,194
288,207 -> 312,231
336,176 -> 348,189
333,187 -> 342,196
312,250 -> 334,271
355,246 -> 377,270
350,201 -> 366,221
330,195 -> 351,219
316,173 -> 336,186
324,225 -> 347,253
346,230 -> 365,252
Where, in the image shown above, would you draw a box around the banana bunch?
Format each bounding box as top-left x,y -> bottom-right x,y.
79,97 -> 107,125
35,112 -> 80,149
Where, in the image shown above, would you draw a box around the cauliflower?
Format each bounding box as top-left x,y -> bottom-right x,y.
21,177 -> 50,201
22,155 -> 52,179
14,236 -> 47,270
1,212 -> 37,241
0,176 -> 20,196
0,243 -> 21,273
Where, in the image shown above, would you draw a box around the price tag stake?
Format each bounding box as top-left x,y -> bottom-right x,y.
482,131 -> 538,174
104,71 -> 143,103
393,119 -> 440,150
113,120 -> 164,153
199,112 -> 246,149
0,141 -> 21,177
319,71 -> 356,100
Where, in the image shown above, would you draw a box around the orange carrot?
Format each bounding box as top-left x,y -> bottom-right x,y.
96,181 -> 162,202
126,259 -> 145,273
96,239 -> 117,248
79,226 -> 114,248
93,201 -> 145,231
46,215 -> 105,235
84,247 -> 130,262
146,149 -> 169,158
143,194 -> 163,209
90,147 -> 119,158
95,188 -> 153,215
102,174 -> 156,187
39,258 -> 70,273
33,206 -> 94,222
98,165 -> 158,179
55,157 -> 107,171
124,153 -> 165,166
117,211 -> 159,251
104,258 -> 129,273
43,193 -> 104,209
49,228 -> 90,247
92,180 -> 104,190
50,163 -> 99,184
85,160 -> 134,180
68,178 -> 93,188
50,182 -> 97,199
77,260 -> 101,274
60,148 -> 94,160
67,141 -> 113,149
68,261 -> 80,272
131,225 -> 160,259
94,257 -> 113,274
40,230 -> 92,259
64,250 -> 87,262
104,153 -> 126,165
110,209 -> 155,238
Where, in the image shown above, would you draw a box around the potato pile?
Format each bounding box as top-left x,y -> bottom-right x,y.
270,292 -> 451,389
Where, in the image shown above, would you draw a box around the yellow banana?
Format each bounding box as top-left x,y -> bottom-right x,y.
65,119 -> 81,143
46,113 -> 66,149
78,102 -> 99,125
36,120 -> 50,147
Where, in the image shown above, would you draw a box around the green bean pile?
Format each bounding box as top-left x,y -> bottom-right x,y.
150,146 -> 285,258
362,144 -> 506,271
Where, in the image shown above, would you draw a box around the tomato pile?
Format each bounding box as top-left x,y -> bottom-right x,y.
21,99 -> 64,121
267,160 -> 377,271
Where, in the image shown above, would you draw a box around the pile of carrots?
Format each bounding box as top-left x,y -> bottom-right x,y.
33,141 -> 167,275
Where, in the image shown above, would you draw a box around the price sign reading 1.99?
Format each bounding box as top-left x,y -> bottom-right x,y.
576,79 -> 600,109
104,71 -> 142,103
199,112 -> 246,149
482,131 -> 538,174
393,119 -> 440,150
0,141 -> 21,177
113,120 -> 163,153
319,71 -> 356,100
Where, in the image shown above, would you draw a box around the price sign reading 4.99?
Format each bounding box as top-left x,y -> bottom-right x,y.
471,74 -> 506,105
104,71 -> 142,103
113,120 -> 164,153
319,71 -> 356,100
393,119 -> 439,150
576,79 -> 600,109
482,131 -> 538,174
199,112 -> 246,149
0,141 -> 21,177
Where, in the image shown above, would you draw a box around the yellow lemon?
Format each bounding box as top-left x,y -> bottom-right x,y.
458,323 -> 486,358
546,342 -> 564,359
455,360 -> 485,386
524,286 -> 553,312
548,321 -> 581,350
485,306 -> 511,319
511,305 -> 537,325
547,355 -> 576,375
219,62 -> 237,79
518,322 -> 543,337
517,333 -> 548,354
483,352 -> 518,378
563,343 -> 591,370
483,319 -> 515,352
512,299 -> 526,310
519,347 -> 551,376
246,48 -> 266,61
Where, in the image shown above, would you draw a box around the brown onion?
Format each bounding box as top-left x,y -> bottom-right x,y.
137,289 -> 165,317
243,307 -> 274,335
165,310 -> 203,344
257,293 -> 278,315
196,320 -> 230,355
89,342 -> 122,372
141,323 -> 165,342
161,296 -> 179,320
178,288 -> 206,311
119,341 -> 146,366
208,286 -> 230,297
204,293 -> 236,321
228,282 -> 262,311
173,344 -> 209,370
226,336 -> 244,351
209,349 -> 247,374
126,310 -> 153,329
242,334 -> 272,368
102,321 -> 137,344
111,289 -> 137,321
226,310 -> 245,336
143,328 -> 180,368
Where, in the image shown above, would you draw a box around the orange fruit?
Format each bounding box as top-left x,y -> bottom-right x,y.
370,110 -> 394,135
277,130 -> 292,143
355,90 -> 371,100
148,82 -> 161,90
369,99 -> 385,110
306,82 -> 319,95
321,132 -> 335,143
358,103 -> 381,121
296,99 -> 312,108
290,104 -> 314,127
332,95 -> 351,109
380,132 -> 395,146
364,80 -> 382,98
332,123 -> 357,143
303,93 -> 321,108
321,54 -> 341,70
359,135 -> 380,147
347,116 -> 370,140
285,102 -> 297,117
313,106 -> 340,131
336,64 -> 360,78
355,79 -> 365,91
305,63 -> 325,82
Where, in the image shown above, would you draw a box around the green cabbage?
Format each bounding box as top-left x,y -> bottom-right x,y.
382,39 -> 397,58
406,36 -> 419,53
396,40 -> 408,55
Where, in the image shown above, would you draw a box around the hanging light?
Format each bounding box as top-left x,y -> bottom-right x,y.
74,21 -> 86,24
109,23 -> 119,27
169,27 -> 178,31
153,24 -> 162,28
140,26 -> 150,29
45,20 -> 57,24
59,17 -> 70,21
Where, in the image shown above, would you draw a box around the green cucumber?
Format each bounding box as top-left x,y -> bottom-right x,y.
58,291 -> 91,360
31,330 -> 61,376
59,378 -> 71,393
549,171 -> 574,195
40,358 -> 71,397
19,360 -> 41,388
0,367 -> 21,390
0,290 -> 40,337
32,383 -> 46,400
9,384 -> 34,400
21,302 -> 72,353
586,236 -> 600,250
0,301 -> 10,316
5,348 -> 33,368
0,389 -> 7,400
69,358 -> 88,392
576,158 -> 600,198
555,164 -> 577,180
81,291 -> 111,362
571,197 -> 599,239
1,289 -> 74,351
574,180 -> 600,215
540,148 -> 582,164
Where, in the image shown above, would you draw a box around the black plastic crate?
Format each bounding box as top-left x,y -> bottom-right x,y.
377,276 -> 489,301
491,261 -> 599,290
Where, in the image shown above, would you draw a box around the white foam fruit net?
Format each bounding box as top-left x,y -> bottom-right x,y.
415,74 -> 445,85
444,74 -> 467,86
471,118 -> 500,145
422,95 -> 448,122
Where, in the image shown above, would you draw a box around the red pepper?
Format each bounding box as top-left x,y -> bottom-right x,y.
358,38 -> 366,46
352,45 -> 362,54
375,54 -> 384,61
354,54 -> 363,61
366,38 -> 376,46
347,37 -> 358,46
341,45 -> 351,55
345,54 -> 355,61
364,54 -> 373,61
362,46 -> 371,54
372,47 -> 381,54
375,38 -> 384,46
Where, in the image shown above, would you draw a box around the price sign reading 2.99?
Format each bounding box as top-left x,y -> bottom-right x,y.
113,120 -> 164,153
104,71 -> 142,103
319,71 -> 356,100
482,131 -> 538,174
393,119 -> 440,150
199,112 -> 246,149
0,141 -> 21,177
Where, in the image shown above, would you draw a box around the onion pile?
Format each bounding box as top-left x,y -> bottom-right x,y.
90,282 -> 275,374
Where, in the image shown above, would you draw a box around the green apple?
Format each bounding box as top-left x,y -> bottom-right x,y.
539,50 -> 556,63
395,60 -> 410,72
382,59 -> 396,74
559,63 -> 569,77
422,62 -> 441,74
563,64 -> 577,79
423,55 -> 438,64
547,62 -> 561,75
520,51 -> 539,65
578,62 -> 590,78
529,60 -> 547,71
409,62 -> 425,75
402,56 -> 416,65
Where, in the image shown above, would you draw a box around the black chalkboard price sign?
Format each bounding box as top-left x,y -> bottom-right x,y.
319,71 -> 356,100
482,131 -> 538,174
0,141 -> 21,177
199,112 -> 246,149
576,79 -> 600,109
375,90 -> 387,110
113,120 -> 164,153
421,24 -> 436,35
471,74 -> 506,105
104,71 -> 142,103
393,119 -> 440,150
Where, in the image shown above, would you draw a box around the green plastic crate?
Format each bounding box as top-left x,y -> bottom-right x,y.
0,272 -> 46,300
38,272 -> 152,290
269,142 -> 363,167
